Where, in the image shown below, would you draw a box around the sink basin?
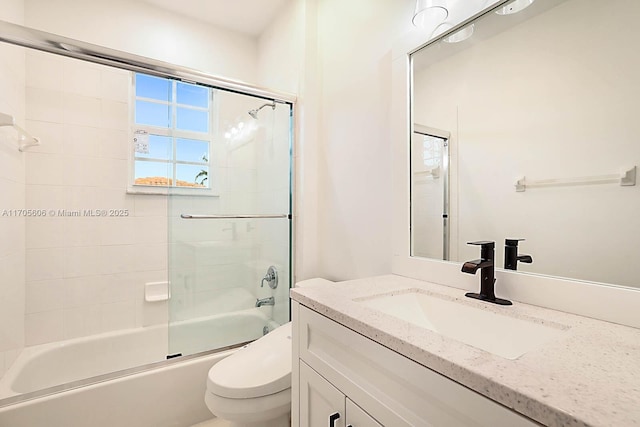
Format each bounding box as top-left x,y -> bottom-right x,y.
358,290 -> 568,359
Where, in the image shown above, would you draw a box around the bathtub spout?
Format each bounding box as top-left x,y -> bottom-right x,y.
255,297 -> 275,307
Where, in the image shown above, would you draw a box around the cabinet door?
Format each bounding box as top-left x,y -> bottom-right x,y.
300,361 -> 345,427
346,398 -> 383,427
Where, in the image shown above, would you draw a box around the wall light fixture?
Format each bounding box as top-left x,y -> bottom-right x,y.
412,0 -> 448,28
443,24 -> 475,43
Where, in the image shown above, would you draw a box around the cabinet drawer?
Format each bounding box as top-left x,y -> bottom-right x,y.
298,305 -> 539,427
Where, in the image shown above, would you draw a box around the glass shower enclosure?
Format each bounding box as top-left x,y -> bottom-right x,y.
166,89 -> 292,357
129,69 -> 292,357
0,19 -> 293,406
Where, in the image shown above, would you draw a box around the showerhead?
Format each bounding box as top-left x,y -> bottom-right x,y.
248,102 -> 276,119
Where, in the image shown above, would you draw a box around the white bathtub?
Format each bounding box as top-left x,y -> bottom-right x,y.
0,308 -> 279,427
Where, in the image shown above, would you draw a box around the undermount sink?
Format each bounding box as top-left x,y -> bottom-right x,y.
357,290 -> 568,359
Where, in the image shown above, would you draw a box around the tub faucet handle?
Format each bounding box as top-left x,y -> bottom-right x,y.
260,266 -> 278,289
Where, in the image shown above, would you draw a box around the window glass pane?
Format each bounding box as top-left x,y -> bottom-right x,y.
177,164 -> 209,188
135,101 -> 171,128
176,164 -> 209,187
134,160 -> 172,186
176,138 -> 209,163
135,135 -> 172,160
135,74 -> 171,102
177,82 -> 208,108
177,107 -> 208,133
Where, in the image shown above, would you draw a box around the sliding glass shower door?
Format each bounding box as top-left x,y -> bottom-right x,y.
167,88 -> 292,357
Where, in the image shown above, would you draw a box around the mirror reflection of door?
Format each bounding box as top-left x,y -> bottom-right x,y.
411,125 -> 450,260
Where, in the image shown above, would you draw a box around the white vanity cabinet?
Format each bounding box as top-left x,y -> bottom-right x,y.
292,302 -> 540,427
300,360 -> 382,427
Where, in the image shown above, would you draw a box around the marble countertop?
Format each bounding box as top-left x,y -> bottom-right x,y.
290,275 -> 640,427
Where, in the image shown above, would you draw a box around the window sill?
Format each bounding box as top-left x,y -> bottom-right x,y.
127,185 -> 219,197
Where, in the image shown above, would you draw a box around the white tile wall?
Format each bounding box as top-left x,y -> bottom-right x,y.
25,184 -> 65,209
63,246 -> 102,278
25,279 -> 64,314
25,86 -> 63,123
24,120 -> 64,154
63,60 -> 101,98
99,129 -> 128,160
25,248 -> 65,281
25,310 -> 63,347
100,71 -> 129,103
101,300 -> 136,331
25,152 -> 65,185
101,100 -> 128,131
99,245 -> 135,275
0,31 -> 26,377
25,217 -> 65,248
101,273 -> 135,304
62,93 -> 102,128
25,51 -> 63,91
22,51 -> 172,345
61,305 -> 101,339
63,124 -> 101,157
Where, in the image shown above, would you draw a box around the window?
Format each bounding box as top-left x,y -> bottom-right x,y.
131,73 -> 213,192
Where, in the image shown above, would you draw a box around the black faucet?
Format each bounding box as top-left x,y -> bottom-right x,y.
462,241 -> 512,306
504,239 -> 533,271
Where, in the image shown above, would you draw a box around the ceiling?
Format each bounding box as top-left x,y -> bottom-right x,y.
140,0 -> 290,37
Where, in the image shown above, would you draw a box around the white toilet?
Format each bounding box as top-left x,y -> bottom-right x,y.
205,278 -> 331,426
205,321 -> 293,427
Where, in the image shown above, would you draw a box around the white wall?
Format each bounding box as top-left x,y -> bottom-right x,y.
256,0 -> 320,282
310,0 -> 416,281
309,0 -> 500,281
0,0 -> 25,378
258,0 -> 301,94
25,0 -> 258,82
255,0 -> 497,282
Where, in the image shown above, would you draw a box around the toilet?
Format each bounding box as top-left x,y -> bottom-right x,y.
204,321 -> 293,427
204,278 -> 331,427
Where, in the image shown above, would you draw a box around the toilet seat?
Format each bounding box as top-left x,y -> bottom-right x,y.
207,322 -> 292,399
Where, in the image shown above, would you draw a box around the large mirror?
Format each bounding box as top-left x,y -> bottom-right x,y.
411,0 -> 640,289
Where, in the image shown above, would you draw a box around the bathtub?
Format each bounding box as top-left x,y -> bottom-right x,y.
0,307 -> 279,427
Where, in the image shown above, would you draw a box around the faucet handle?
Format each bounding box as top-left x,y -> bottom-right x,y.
505,238 -> 525,247
467,240 -> 495,248
504,238 -> 533,270
467,241 -> 495,262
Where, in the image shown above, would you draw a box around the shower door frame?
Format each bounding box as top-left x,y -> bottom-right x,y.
0,18 -> 296,408
0,21 -> 295,104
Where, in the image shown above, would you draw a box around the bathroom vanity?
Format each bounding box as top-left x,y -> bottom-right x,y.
290,275 -> 640,427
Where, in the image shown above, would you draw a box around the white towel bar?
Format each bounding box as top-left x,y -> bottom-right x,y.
515,166 -> 636,192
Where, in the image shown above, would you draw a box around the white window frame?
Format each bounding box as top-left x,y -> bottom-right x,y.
127,73 -> 218,196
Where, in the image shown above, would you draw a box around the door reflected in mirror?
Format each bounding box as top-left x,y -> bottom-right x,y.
410,0 -> 640,289
411,125 -> 450,260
